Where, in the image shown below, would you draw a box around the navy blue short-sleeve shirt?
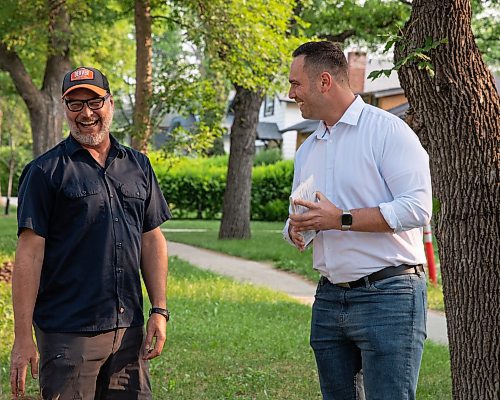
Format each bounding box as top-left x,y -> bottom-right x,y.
17,135 -> 171,333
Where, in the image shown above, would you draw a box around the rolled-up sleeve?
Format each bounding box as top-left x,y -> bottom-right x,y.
378,120 -> 432,233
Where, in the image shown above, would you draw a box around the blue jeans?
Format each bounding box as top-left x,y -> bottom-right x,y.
310,272 -> 427,400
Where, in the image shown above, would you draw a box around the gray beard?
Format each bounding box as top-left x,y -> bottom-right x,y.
71,129 -> 108,146
67,110 -> 113,147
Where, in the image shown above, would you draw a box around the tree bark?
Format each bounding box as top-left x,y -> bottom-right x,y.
219,85 -> 263,239
395,1 -> 499,398
0,0 -> 70,157
132,0 -> 153,153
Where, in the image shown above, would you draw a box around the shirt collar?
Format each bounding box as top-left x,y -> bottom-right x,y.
315,95 -> 366,140
64,133 -> 126,158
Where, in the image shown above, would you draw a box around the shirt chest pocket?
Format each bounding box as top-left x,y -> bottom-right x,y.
120,183 -> 147,226
62,181 -> 106,225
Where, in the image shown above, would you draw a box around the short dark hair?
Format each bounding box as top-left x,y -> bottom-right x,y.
292,41 -> 349,85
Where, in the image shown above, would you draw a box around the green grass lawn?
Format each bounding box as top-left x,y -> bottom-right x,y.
163,219 -> 445,312
0,214 -> 451,398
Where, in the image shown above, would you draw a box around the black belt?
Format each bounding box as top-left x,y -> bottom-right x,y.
319,264 -> 424,289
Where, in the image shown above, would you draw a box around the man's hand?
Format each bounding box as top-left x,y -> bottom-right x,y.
288,224 -> 306,251
142,313 -> 167,360
290,191 -> 341,232
10,337 -> 39,398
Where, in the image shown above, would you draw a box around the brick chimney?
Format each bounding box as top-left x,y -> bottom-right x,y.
347,51 -> 367,94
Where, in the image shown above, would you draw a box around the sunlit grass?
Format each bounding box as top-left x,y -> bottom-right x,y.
0,214 -> 450,399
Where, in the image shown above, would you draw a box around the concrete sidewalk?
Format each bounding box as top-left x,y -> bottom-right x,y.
168,241 -> 448,345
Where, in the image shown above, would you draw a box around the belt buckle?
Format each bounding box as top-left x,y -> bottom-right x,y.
337,282 -> 350,288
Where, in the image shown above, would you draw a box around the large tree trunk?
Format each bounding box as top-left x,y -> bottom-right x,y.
395,1 -> 499,398
132,0 -> 153,153
0,0 -> 70,157
29,92 -> 67,156
218,85 -> 263,239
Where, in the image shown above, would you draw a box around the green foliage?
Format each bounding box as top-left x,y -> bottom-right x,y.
179,0 -> 305,93
368,34 -> 449,80
472,1 -> 500,69
0,146 -> 32,197
251,161 -> 293,221
0,88 -> 32,147
154,156 -> 228,219
253,148 -> 282,166
300,0 -> 410,47
0,0 -> 49,87
152,156 -> 294,221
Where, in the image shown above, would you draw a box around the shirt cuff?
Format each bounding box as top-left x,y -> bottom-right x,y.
379,202 -> 401,233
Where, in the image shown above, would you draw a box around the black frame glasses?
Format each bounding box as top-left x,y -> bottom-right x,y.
65,94 -> 110,112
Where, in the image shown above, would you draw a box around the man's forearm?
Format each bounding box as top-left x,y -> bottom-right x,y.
141,228 -> 168,308
12,230 -> 45,338
349,207 -> 393,233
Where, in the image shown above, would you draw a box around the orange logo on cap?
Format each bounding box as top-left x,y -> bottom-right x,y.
70,68 -> 94,81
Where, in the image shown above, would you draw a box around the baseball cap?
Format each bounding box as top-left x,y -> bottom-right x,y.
62,67 -> 110,98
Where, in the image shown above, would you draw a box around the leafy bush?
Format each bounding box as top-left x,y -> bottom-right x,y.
251,161 -> 293,221
152,155 -> 293,221
253,148 -> 282,166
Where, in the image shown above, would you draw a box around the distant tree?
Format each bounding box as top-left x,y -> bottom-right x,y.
179,0 -> 302,239
394,1 -> 499,398
132,0 -> 153,153
0,91 -> 31,214
0,0 -> 71,156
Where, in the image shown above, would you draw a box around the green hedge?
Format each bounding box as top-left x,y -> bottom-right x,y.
152,154 -> 293,221
251,161 -> 293,221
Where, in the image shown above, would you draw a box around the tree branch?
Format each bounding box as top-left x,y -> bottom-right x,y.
0,43 -> 41,109
319,29 -> 357,43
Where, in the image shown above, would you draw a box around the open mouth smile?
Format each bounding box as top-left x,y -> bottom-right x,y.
78,120 -> 99,128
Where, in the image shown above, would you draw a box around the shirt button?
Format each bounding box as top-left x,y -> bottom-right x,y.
136,192 -> 140,196
117,242 -> 122,248
119,307 -> 125,314
81,190 -> 87,195
114,218 -> 119,222
110,194 -> 114,198
117,268 -> 123,274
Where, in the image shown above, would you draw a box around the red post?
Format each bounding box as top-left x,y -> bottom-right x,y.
423,223 -> 438,285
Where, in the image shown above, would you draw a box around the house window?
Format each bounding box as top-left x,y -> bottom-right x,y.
263,95 -> 275,117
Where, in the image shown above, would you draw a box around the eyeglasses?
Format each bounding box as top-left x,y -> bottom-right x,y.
64,94 -> 110,112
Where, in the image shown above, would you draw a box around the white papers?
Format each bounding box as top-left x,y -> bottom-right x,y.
289,175 -> 317,247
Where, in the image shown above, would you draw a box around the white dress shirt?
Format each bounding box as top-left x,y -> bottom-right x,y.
283,96 -> 432,283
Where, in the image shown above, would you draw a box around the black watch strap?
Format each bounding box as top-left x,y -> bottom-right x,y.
149,307 -> 170,321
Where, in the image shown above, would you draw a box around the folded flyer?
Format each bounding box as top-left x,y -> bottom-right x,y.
289,175 -> 317,247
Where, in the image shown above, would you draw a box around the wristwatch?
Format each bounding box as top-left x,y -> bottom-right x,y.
149,307 -> 170,321
341,210 -> 353,231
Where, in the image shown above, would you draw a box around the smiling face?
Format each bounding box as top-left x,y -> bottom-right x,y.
288,55 -> 323,121
63,88 -> 114,148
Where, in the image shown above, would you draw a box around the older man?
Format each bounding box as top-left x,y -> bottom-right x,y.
10,67 -> 171,399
